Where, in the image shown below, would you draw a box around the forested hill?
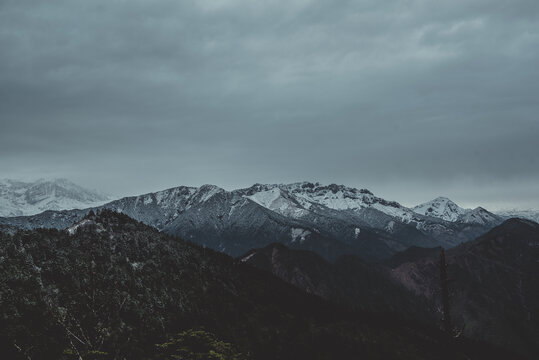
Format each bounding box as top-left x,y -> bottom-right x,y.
0,210 -> 517,359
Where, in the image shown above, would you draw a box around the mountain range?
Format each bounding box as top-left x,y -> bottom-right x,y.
0,180 -> 509,261
1,179 -> 537,358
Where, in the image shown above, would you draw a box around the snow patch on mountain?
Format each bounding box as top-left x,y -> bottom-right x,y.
290,228 -> 311,243
240,252 -> 257,263
66,218 -> 105,235
196,185 -> 224,203
245,188 -> 283,209
244,188 -> 309,218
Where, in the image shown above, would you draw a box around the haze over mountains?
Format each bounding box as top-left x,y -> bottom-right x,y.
0,178 -> 112,217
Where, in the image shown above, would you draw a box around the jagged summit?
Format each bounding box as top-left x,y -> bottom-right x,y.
244,182 -> 373,195
123,181 -> 402,222
412,197 -> 466,222
0,178 -> 113,217
240,182 -> 403,216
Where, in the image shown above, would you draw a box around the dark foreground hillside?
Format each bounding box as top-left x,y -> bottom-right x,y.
0,211 -> 517,359
388,218 -> 539,359
239,243 -> 434,322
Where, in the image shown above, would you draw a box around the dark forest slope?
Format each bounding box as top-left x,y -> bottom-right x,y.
388,218 -> 539,359
0,211 -> 517,359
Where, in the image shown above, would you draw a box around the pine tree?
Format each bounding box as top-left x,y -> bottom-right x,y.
440,249 -> 452,334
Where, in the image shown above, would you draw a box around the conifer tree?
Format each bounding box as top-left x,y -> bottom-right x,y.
440,249 -> 452,334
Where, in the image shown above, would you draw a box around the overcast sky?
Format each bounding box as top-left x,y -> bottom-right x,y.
1,0 -> 538,210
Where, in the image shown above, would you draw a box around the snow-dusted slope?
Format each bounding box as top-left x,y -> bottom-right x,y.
101,184 -> 224,229
459,207 -> 502,226
413,197 -> 467,222
0,178 -> 112,217
244,187 -> 309,218
412,197 -> 502,225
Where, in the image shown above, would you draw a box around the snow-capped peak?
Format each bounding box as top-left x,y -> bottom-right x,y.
412,197 -> 466,222
412,198 -> 501,225
0,178 -> 113,217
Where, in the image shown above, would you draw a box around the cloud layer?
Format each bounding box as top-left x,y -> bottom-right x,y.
1,0 -> 538,209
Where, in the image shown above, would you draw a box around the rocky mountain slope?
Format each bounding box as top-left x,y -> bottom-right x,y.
0,178 -> 112,217
387,218 -> 539,359
0,182 -> 504,261
0,211 -> 513,360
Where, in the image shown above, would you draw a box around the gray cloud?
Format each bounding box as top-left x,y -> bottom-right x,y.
1,0 -> 538,209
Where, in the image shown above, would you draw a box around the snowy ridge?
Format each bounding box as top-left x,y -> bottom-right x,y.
132,186 -> 197,212
0,178 -> 113,217
101,184 -> 227,228
129,181 -> 500,230
121,185 -> 224,212
241,182 -> 417,223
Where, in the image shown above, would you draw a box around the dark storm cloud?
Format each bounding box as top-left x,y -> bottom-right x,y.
1,0 -> 538,209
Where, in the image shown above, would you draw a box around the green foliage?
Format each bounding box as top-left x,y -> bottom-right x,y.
154,329 -> 245,360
